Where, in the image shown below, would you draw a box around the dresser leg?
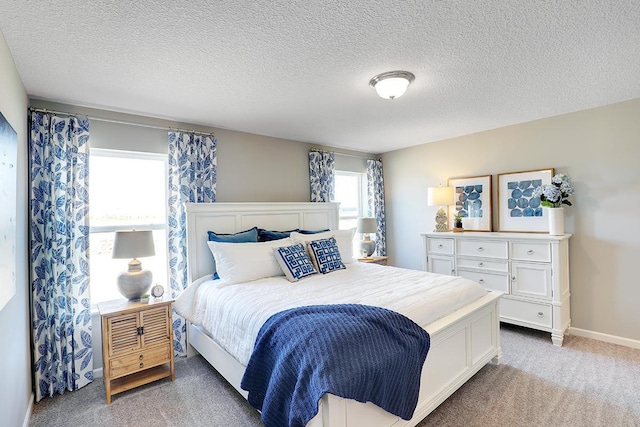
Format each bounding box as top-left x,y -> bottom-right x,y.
551,332 -> 564,346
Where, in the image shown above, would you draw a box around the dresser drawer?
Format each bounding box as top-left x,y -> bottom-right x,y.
456,257 -> 508,273
457,239 -> 508,259
109,342 -> 171,379
511,241 -> 551,263
427,238 -> 454,255
501,298 -> 552,329
458,270 -> 509,294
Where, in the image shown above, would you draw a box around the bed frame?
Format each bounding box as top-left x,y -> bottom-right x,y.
184,202 -> 501,427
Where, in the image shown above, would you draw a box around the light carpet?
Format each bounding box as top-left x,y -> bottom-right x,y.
29,324 -> 640,427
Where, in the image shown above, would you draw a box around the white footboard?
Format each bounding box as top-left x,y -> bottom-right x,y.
307,292 -> 500,427
189,291 -> 500,427
307,291 -> 501,427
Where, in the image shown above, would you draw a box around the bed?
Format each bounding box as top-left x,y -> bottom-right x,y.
180,202 -> 501,427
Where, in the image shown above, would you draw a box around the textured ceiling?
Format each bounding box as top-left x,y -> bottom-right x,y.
2,1 -> 640,153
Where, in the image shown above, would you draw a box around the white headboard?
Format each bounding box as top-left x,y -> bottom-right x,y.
185,202 -> 340,282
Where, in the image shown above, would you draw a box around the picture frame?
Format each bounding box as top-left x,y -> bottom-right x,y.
497,168 -> 554,232
0,112 -> 17,313
448,175 -> 492,231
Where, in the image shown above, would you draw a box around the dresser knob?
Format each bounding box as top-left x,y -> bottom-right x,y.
139,354 -> 143,360
477,247 -> 484,252
478,279 -> 485,284
139,362 -> 144,368
527,249 -> 534,255
478,262 -> 484,267
438,244 -> 443,249
537,312 -> 544,318
512,276 -> 516,281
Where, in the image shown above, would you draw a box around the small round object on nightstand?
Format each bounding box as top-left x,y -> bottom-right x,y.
151,284 -> 165,299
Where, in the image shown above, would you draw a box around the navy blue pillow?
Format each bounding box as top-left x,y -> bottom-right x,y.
258,228 -> 298,242
298,228 -> 330,234
207,227 -> 259,243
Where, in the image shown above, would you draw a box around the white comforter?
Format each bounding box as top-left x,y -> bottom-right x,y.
174,262 -> 487,366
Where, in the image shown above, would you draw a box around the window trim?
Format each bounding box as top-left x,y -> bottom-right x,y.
89,148 -> 169,306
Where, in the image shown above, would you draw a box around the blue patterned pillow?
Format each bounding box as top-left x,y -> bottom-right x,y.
307,237 -> 346,274
208,227 -> 258,243
273,243 -> 318,282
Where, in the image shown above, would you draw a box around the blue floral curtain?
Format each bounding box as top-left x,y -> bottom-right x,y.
367,159 -> 386,256
29,111 -> 93,402
167,131 -> 217,356
309,150 -> 335,202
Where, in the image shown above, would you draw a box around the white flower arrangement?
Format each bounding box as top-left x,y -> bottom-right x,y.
532,173 -> 575,208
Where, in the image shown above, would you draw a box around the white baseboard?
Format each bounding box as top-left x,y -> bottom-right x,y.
568,327 -> 640,349
94,367 -> 103,378
22,392 -> 34,427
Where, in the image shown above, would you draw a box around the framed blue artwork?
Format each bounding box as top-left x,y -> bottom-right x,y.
498,168 -> 554,232
448,175 -> 492,231
0,112 -> 17,312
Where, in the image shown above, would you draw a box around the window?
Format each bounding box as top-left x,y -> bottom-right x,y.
334,171 -> 368,230
90,149 -> 168,304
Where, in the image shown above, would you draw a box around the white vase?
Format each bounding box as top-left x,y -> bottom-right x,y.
547,207 -> 565,236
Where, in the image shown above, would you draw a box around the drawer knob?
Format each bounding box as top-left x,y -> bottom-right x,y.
512,276 -> 516,281
438,244 -> 443,249
139,362 -> 144,368
139,354 -> 144,360
478,279 -> 485,284
537,312 -> 544,318
451,269 -> 455,275
477,247 -> 484,252
527,249 -> 534,255
478,262 -> 484,267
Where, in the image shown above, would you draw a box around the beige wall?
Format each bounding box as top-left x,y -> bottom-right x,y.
382,98 -> 640,342
30,100 -> 372,202
0,31 -> 31,427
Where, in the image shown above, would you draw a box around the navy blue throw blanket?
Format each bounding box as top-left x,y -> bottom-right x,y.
240,304 -> 431,427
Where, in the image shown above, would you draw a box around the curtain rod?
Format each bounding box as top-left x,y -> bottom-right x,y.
28,107 -> 215,137
310,147 -> 380,161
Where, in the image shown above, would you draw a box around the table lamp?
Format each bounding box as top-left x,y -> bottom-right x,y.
356,217 -> 377,257
112,230 -> 155,300
428,186 -> 455,232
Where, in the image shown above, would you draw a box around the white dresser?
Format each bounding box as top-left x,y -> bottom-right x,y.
421,231 -> 571,346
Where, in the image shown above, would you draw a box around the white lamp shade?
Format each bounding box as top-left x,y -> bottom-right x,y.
427,187 -> 455,206
356,217 -> 377,234
112,230 -> 155,259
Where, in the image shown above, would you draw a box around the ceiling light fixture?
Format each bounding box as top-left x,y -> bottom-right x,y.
369,70 -> 415,100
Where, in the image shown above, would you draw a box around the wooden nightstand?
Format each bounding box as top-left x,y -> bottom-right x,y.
357,256 -> 388,266
98,297 -> 175,404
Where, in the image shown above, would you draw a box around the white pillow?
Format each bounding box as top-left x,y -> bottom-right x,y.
207,238 -> 292,285
290,228 -> 356,263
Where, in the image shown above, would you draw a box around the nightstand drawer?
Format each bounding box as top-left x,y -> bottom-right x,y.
427,238 -> 454,255
109,342 -> 171,379
501,298 -> 552,329
457,239 -> 508,259
511,242 -> 551,262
